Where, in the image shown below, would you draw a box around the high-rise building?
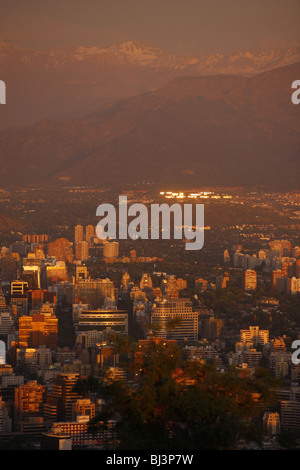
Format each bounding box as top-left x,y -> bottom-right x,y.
85,225 -> 95,244
1,253 -> 19,282
47,238 -> 74,263
14,381 -> 46,431
46,261 -> 67,286
151,298 -> 198,342
240,326 -> 269,346
75,225 -> 84,244
77,278 -> 115,309
244,269 -> 257,291
75,266 -> 88,283
0,312 -> 13,336
291,277 -> 300,294
44,373 -> 81,422
0,396 -> 12,433
18,310 -> 58,350
77,309 -> 128,336
21,265 -> 40,289
201,317 -> 223,340
103,241 -> 119,259
281,401 -> 300,430
75,241 -> 89,261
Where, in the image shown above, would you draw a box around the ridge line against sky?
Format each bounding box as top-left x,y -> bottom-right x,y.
1,0 -> 300,56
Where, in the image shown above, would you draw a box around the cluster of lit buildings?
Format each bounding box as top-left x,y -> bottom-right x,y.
0,230 -> 300,449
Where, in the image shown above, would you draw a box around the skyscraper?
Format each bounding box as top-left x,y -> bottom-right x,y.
44,373 -> 81,422
75,225 -> 84,244
75,241 -> 89,261
151,298 -> 198,342
85,225 -> 95,244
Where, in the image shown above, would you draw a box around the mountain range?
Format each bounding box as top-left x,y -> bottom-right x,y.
0,59 -> 299,189
0,38 -> 299,130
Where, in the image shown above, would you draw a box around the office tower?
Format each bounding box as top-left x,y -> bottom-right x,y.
77,310 -> 128,336
44,373 -> 81,422
14,381 -> 46,431
75,225 -> 84,244
200,317 -> 223,340
140,273 -> 153,290
240,326 -> 269,346
0,396 -> 12,433
75,241 -> 89,261
47,238 -> 74,263
151,298 -> 198,342
243,269 -> 257,291
0,312 -> 13,336
281,401 -> 300,430
21,268 -> 40,290
103,241 -> 119,259
77,278 -> 115,309
85,225 -> 95,244
18,311 -> 58,350
27,289 -> 57,309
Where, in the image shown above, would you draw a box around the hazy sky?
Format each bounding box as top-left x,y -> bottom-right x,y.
1,0 -> 300,55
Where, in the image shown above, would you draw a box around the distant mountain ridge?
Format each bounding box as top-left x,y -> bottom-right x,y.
0,61 -> 299,189
0,37 -> 299,129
